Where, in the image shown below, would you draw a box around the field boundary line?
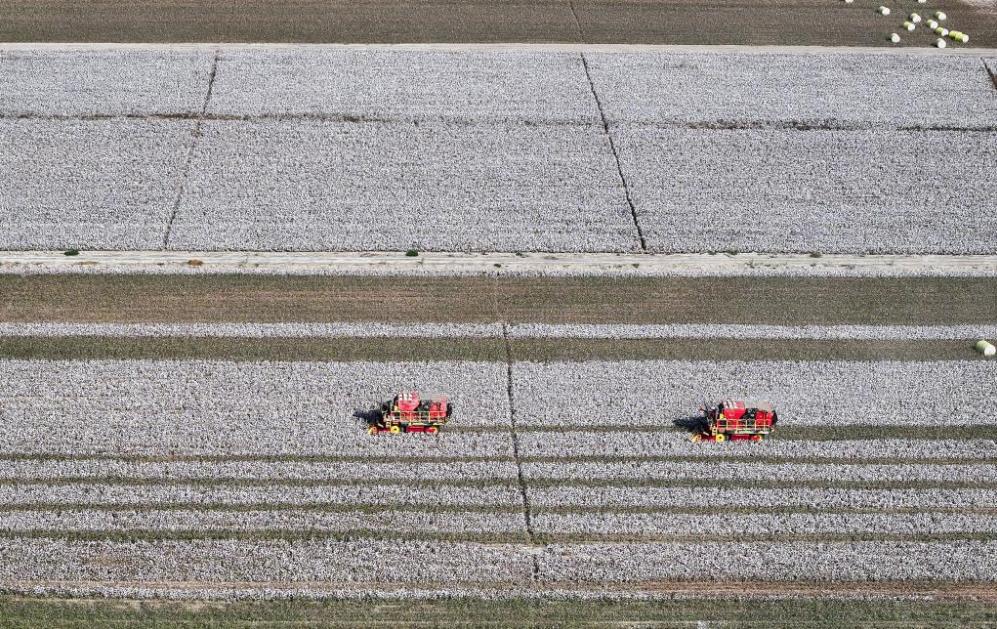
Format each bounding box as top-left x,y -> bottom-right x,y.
985,57 -> 997,90
3,251 -> 995,277
581,52 -> 646,252
501,323 -> 539,551
161,47 -> 219,249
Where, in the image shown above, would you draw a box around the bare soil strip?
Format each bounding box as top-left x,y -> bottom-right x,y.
2,274 -> 994,326
3,0 -> 996,47
0,336 -> 981,362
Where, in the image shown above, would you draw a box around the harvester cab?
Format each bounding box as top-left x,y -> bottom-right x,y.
367,391 -> 452,435
692,399 -> 778,443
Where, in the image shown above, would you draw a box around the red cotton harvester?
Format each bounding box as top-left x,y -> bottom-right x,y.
367,391 -> 452,435
691,400 -> 778,443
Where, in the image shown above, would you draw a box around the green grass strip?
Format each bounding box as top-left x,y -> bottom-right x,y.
0,336 -> 507,362
2,595 -> 997,628
0,336 -> 982,363
0,503 -> 524,514
3,274 -> 995,326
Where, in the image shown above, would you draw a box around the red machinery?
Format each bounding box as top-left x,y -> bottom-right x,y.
691,400 -> 778,443
368,391 -> 452,435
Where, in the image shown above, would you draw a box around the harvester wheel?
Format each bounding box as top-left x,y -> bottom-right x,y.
389,425 -> 401,434
715,433 -> 726,443
426,426 -> 439,434
367,426 -> 379,435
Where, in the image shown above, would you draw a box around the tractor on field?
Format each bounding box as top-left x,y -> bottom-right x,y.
690,400 -> 778,443
367,391 -> 452,435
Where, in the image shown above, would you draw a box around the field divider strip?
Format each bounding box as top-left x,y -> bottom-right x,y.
502,322 -> 538,546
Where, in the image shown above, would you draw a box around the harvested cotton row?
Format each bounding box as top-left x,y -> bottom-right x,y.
0,483 -> 523,508
0,359 -> 514,455
585,52 -> 996,130
518,432 -> 996,460
520,461 -> 997,484
0,119 -> 195,250
168,120 -> 639,253
0,538 -> 534,584
528,486 -> 997,510
512,360 -> 996,426
0,49 -> 215,117
0,508 -> 527,535
207,49 -> 600,125
532,512 -> 997,537
538,541 -> 997,582
0,459 -> 520,482
612,128 -> 997,255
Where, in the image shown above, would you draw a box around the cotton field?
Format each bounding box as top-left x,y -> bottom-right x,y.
2,45 -> 995,253
2,40 -> 996,610
0,346 -> 994,598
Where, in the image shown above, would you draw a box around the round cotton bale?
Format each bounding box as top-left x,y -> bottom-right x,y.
936,26 -> 949,36
927,19 -> 938,29
959,33 -> 969,43
976,340 -> 996,357
934,10 -> 947,20
910,13 -> 922,23
878,6 -> 891,15
935,37 -> 947,47
889,32 -> 901,42
903,21 -> 916,30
